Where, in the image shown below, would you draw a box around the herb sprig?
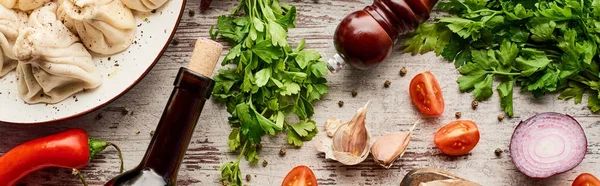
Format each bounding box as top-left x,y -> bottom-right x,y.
405,0 -> 600,116
210,0 -> 328,185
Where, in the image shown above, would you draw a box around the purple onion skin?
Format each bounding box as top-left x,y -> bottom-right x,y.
509,112 -> 588,178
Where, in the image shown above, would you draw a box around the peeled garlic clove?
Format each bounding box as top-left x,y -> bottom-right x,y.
331,103 -> 370,165
371,120 -> 419,168
324,117 -> 343,137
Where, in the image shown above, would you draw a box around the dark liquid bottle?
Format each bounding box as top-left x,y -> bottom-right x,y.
105,39 -> 222,186
327,0 -> 439,72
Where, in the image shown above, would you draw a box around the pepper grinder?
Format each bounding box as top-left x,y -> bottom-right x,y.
328,0 -> 439,72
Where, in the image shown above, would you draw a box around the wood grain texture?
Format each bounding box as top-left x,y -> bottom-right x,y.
2,0 -> 600,185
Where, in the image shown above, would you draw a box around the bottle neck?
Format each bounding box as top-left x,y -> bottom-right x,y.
138,67 -> 214,181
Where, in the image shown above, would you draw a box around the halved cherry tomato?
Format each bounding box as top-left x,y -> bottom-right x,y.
282,165 -> 318,186
573,173 -> 600,186
409,72 -> 444,116
434,120 -> 480,156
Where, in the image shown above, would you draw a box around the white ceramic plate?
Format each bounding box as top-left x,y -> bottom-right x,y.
0,0 -> 186,124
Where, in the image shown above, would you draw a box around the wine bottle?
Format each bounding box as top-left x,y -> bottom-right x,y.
104,38 -> 223,186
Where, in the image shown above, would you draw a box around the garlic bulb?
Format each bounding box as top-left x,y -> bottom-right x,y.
331,103 -> 370,165
371,120 -> 419,168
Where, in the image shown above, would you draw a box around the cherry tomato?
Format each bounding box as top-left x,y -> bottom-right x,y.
573,173 -> 600,186
282,165 -> 318,186
434,120 -> 480,156
409,72 -> 444,116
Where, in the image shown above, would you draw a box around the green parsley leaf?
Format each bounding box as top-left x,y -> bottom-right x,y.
497,80 -> 515,117
559,81 -> 585,104
589,91 -> 600,112
255,68 -> 272,87
473,74 -> 494,100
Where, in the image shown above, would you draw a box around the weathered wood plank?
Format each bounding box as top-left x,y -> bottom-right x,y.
2,0 -> 600,185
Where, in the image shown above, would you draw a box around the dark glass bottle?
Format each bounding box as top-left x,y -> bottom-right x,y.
328,0 -> 439,72
104,68 -> 214,186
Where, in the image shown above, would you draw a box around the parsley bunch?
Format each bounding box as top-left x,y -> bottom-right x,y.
405,0 -> 600,116
210,0 -> 328,185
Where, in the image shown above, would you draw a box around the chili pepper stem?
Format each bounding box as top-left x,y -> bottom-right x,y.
88,138 -> 124,173
72,169 -> 88,186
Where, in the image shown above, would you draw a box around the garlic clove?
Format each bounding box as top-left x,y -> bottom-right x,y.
324,117 -> 343,137
371,120 -> 419,168
331,103 -> 370,165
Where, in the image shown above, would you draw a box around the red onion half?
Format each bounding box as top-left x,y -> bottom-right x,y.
510,112 -> 587,178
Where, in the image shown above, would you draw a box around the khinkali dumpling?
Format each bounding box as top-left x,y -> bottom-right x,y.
0,5 -> 26,77
14,3 -> 102,104
0,0 -> 51,11
121,0 -> 169,12
57,0 -> 136,55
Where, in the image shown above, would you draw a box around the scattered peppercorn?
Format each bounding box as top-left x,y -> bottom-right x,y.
151,9 -> 157,13
279,148 -> 286,156
494,148 -> 502,156
121,107 -> 130,115
95,113 -> 104,120
262,160 -> 268,167
338,101 -> 344,107
384,80 -> 391,88
188,9 -> 195,17
136,131 -> 141,135
498,113 -> 505,121
455,112 -> 461,119
171,38 -> 179,45
246,174 -> 251,182
471,100 -> 479,109
351,90 -> 357,97
150,130 -> 155,137
400,67 -> 407,76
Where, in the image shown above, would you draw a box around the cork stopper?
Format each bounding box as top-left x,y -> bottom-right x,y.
188,38 -> 223,77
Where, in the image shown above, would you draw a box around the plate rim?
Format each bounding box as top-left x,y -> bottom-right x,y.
0,0 -> 188,125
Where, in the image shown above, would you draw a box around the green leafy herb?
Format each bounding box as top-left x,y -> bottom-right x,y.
210,0 -> 328,185
404,0 -> 600,116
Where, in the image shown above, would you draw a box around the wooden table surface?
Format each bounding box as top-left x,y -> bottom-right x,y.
3,0 -> 600,185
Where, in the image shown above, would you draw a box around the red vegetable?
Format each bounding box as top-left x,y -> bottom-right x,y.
282,165 -> 318,186
434,120 -> 480,156
409,72 -> 444,116
573,173 -> 600,186
0,128 -> 122,185
510,112 -> 587,178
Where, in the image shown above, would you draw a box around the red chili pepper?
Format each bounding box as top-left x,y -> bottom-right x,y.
0,128 -> 123,185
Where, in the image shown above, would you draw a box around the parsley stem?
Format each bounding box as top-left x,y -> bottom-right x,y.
237,141 -> 249,163
489,71 -> 520,76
